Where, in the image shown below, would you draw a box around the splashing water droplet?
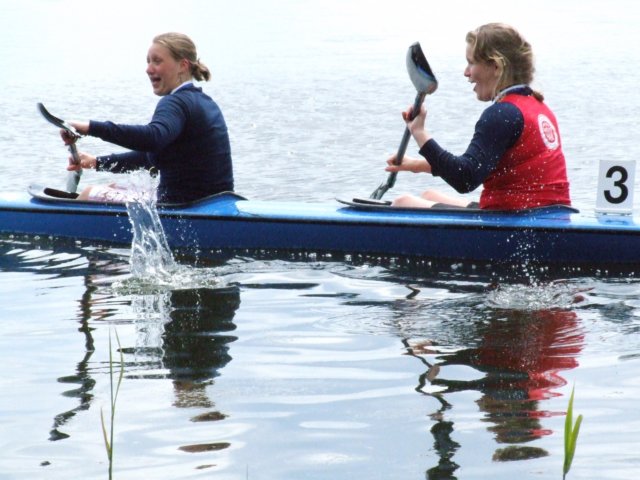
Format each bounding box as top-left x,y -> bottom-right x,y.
111,172 -> 222,294
485,280 -> 586,311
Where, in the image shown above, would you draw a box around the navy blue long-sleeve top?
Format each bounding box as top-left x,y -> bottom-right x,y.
89,83 -> 233,203
420,87 -> 529,193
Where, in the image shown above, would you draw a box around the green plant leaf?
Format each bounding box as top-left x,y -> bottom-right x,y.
565,414 -> 583,472
563,386 -> 575,468
101,328 -> 124,479
100,407 -> 111,457
563,386 -> 582,478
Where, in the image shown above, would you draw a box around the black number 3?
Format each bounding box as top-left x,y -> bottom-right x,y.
604,165 -> 629,204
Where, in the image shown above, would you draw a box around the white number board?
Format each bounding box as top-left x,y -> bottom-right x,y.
596,160 -> 636,214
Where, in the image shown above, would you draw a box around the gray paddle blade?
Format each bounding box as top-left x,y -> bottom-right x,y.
368,43 -> 438,200
407,42 -> 437,95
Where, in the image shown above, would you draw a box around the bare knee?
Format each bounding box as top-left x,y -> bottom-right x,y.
391,194 -> 414,207
420,190 -> 470,208
76,186 -> 94,201
420,190 -> 441,202
392,194 -> 435,208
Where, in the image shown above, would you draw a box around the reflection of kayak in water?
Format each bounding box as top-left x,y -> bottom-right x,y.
3,186 -> 640,273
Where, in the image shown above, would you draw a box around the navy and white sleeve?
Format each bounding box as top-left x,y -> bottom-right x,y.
419,102 -> 524,193
88,95 -> 187,153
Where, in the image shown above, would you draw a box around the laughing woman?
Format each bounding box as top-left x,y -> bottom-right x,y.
61,32 -> 234,204
385,23 -> 571,210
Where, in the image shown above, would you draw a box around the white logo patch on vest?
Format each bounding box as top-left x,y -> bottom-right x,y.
538,114 -> 559,150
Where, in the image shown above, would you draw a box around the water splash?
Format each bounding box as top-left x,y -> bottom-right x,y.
485,280 -> 588,311
110,172 -> 222,294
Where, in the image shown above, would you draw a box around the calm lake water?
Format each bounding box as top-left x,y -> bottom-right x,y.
1,1 -> 640,479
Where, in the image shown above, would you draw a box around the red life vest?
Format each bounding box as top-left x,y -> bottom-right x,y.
479,94 -> 571,210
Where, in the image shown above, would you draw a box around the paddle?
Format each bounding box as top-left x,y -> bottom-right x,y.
37,103 -> 83,193
369,42 -> 438,200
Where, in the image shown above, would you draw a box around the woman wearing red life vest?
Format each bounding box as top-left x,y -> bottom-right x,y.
385,23 -> 571,211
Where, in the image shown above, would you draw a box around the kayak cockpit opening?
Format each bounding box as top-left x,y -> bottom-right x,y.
28,184 -> 247,208
338,197 -> 580,215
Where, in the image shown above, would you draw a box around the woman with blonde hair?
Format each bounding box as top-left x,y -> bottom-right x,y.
385,23 -> 571,210
62,32 -> 234,204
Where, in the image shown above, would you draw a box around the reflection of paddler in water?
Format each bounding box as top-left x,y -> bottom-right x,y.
406,307 -> 584,476
52,283 -> 240,451
161,286 -> 240,409
39,242 -> 241,445
160,286 -> 240,455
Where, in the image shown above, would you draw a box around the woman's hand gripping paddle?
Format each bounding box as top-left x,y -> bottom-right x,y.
369,43 -> 438,200
37,103 -> 84,193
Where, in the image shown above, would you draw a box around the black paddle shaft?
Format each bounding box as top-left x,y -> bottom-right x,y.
37,102 -> 83,193
370,90 -> 426,200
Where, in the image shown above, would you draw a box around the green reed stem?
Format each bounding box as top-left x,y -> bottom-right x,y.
563,385 -> 583,479
101,330 -> 124,480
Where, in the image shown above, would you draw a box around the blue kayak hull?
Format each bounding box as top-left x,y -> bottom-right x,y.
1,188 -> 639,270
